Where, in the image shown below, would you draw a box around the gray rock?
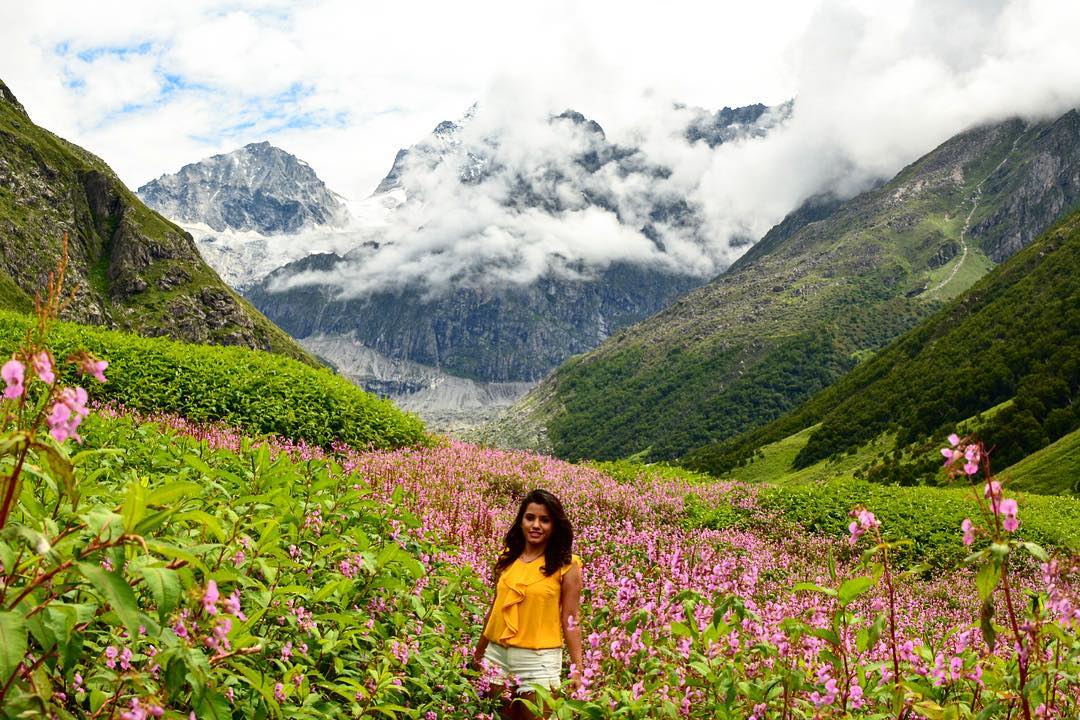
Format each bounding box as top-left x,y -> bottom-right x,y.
137,142 -> 349,234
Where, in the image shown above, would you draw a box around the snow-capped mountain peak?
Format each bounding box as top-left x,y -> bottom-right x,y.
138,142 -> 349,234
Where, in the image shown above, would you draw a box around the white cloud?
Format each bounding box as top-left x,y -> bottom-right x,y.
2,0 -> 1080,299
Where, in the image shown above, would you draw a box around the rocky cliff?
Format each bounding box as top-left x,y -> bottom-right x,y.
0,78 -> 310,360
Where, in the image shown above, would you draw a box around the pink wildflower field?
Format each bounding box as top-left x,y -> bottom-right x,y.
80,404 -> 1079,719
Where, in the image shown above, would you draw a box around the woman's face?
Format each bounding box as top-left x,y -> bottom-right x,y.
520,501 -> 553,550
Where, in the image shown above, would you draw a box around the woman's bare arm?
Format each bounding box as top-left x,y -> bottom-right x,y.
560,563 -> 584,688
473,571 -> 500,668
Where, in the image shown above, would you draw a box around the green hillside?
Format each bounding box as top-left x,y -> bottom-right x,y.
487,110 -> 1080,462
999,427 -> 1080,495
685,208 -> 1080,488
0,79 -> 310,362
0,310 -> 427,449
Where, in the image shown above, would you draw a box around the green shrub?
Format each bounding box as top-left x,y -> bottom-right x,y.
0,311 -> 427,449
753,480 -> 1080,568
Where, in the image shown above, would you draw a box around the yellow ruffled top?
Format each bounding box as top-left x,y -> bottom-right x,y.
483,553 -> 582,650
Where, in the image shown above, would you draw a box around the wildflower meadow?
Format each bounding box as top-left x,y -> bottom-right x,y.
0,258 -> 1076,719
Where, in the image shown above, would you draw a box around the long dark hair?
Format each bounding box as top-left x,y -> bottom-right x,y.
494,489 -> 573,578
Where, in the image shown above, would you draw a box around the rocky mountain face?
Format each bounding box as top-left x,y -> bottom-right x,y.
479,109 -> 1080,461
241,104 -> 783,428
0,78 -> 311,361
683,101 -> 792,147
248,255 -> 702,383
137,141 -> 349,234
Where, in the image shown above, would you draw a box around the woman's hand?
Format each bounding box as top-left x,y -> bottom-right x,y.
471,646 -> 486,670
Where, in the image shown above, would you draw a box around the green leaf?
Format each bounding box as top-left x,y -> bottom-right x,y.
78,562 -> 142,637
144,540 -> 207,572
837,576 -> 875,605
791,582 -> 837,597
183,454 -> 215,478
70,447 -> 124,466
975,562 -> 1001,602
195,690 -> 231,720
0,611 -> 27,686
669,621 -> 694,638
806,627 -> 840,646
31,440 -> 76,506
177,510 -> 227,543
915,700 -> 944,720
122,480 -> 147,533
979,599 -> 996,652
146,481 -> 203,506
1022,542 -> 1049,562
139,567 -> 181,622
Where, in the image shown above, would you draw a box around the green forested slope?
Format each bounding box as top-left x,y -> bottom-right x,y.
685,208 -> 1080,485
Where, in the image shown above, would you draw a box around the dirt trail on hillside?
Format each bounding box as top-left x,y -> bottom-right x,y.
931,133 -> 1022,293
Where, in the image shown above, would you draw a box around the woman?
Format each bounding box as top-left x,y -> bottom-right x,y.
473,489 -> 584,719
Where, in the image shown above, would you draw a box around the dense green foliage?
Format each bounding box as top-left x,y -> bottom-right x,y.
685,209 -> 1080,480
0,412 -> 494,718
0,311 -> 427,449
747,480 -> 1078,569
505,113 -> 1080,469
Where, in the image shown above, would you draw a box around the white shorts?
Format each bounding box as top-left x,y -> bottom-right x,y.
483,643 -> 563,691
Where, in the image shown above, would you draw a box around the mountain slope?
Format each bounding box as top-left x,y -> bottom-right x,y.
484,110 -> 1080,461
684,207 -> 1080,481
0,79 -> 311,361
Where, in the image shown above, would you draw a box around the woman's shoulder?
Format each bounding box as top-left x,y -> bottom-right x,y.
559,554 -> 583,577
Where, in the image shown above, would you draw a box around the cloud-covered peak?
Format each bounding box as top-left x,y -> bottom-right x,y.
276,101 -> 785,301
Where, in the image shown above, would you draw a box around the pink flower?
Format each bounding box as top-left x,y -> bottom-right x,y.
274,682 -> 286,703
963,461 -> 979,476
203,579 -> 220,615
984,481 -> 1002,501
961,518 -> 976,546
848,508 -> 879,546
104,645 -> 118,669
31,352 -> 54,384
47,387 -> 90,442
999,498 -> 1019,532
75,354 -> 108,383
2,359 -> 25,399
224,590 -> 246,620
947,433 -> 960,447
